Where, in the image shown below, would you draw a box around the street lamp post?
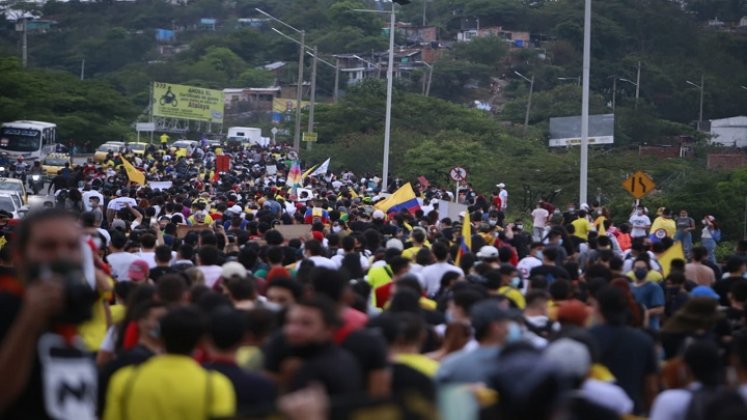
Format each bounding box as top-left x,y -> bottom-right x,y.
618,77 -> 639,110
686,74 -> 705,130
515,70 -> 534,138
307,46 -> 318,151
256,8 -> 305,152
579,0 -> 591,205
558,76 -> 581,86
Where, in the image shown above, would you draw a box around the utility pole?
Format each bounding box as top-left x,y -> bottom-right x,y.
686,74 -> 705,130
294,30 -> 305,152
306,46 -> 318,151
382,0 -> 396,191
22,17 -> 28,68
612,77 -> 617,112
579,0 -> 592,205
515,71 -> 534,138
80,58 -> 85,80
635,61 -> 641,110
334,58 -> 340,104
426,63 -> 433,97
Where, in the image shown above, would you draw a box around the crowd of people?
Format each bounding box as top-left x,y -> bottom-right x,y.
0,140 -> 746,420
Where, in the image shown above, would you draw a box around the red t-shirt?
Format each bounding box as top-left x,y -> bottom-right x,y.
333,307 -> 368,344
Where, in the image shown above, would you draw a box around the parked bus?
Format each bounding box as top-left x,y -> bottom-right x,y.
0,120 -> 57,160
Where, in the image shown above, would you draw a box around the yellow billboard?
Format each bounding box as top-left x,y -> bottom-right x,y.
152,82 -> 224,123
272,98 -> 310,113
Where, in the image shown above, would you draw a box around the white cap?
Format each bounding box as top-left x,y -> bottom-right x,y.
496,183 -> 506,188
476,245 -> 499,259
221,262 -> 247,279
543,338 -> 591,379
229,205 -> 243,214
373,210 -> 386,220
386,238 -> 404,251
580,203 -> 590,211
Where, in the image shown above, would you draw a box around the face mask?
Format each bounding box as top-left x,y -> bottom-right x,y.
506,322 -> 522,343
511,277 -> 522,288
535,251 -> 544,260
596,209 -> 603,215
702,219 -> 708,225
332,226 -> 342,233
489,219 -> 497,226
568,207 -> 575,212
516,224 -> 523,230
634,268 -> 648,280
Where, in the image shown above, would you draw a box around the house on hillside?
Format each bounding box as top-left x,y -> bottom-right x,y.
710,116 -> 747,147
223,87 -> 280,113
456,25 -> 530,48
395,22 -> 438,44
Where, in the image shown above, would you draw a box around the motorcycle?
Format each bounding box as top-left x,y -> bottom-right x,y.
13,164 -> 27,182
28,173 -> 43,195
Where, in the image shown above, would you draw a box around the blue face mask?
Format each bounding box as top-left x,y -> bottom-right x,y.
506,322 -> 522,343
535,251 -> 544,260
511,277 -> 522,288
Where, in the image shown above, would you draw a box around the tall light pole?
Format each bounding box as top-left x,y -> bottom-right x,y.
558,76 -> 581,86
611,77 -> 617,112
256,8 -> 305,152
686,74 -> 705,130
306,46 -> 318,151
354,0 -> 409,191
579,0 -> 591,206
619,76 -> 639,110
515,70 -> 534,138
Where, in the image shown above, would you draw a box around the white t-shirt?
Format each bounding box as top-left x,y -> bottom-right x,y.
107,197 -> 137,211
137,251 -> 157,269
498,190 -> 508,209
531,208 -> 549,228
628,214 -> 651,238
517,255 -> 543,280
331,251 -> 370,272
297,256 -> 338,271
420,262 -> 464,297
107,251 -> 140,281
198,265 -> 223,288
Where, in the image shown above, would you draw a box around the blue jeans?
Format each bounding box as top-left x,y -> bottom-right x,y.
702,237 -> 717,264
674,231 -> 693,258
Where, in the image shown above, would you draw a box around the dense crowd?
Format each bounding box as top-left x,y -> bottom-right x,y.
1,141 -> 747,420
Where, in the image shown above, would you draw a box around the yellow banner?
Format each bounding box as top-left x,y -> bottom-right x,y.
152,82 -> 224,123
272,98 -> 310,113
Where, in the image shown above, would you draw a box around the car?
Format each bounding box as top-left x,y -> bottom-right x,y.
41,153 -> 72,176
0,193 -> 23,218
126,142 -> 149,156
94,142 -> 125,163
0,178 -> 28,204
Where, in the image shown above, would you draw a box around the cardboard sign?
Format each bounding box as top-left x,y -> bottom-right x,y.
274,224 -> 312,241
437,200 -> 469,222
176,223 -> 213,238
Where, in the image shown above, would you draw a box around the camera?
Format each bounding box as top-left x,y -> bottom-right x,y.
28,260 -> 97,325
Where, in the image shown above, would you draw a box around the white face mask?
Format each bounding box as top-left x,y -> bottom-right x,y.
332,226 -> 342,233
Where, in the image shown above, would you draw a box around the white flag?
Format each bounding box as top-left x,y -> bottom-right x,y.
310,158 -> 330,177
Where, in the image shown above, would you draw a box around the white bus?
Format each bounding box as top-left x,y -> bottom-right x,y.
0,120 -> 57,160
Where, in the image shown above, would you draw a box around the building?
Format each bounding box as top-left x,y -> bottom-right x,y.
223,87 -> 281,112
710,116 -> 747,147
395,23 -> 438,44
456,25 -> 530,48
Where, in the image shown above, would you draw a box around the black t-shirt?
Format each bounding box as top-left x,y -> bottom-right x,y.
589,325 -> 657,414
529,265 -> 571,284
204,361 -> 276,416
149,266 -> 176,283
340,330 -> 388,380
714,277 -> 746,307
391,363 -> 436,403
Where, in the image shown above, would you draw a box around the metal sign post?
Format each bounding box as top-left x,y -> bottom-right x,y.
449,167 -> 467,203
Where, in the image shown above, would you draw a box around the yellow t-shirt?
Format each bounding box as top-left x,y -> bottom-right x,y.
395,354 -> 440,378
402,246 -> 424,261
650,217 -> 676,238
626,270 -> 664,283
498,286 -> 526,309
571,218 -> 594,240
104,355 -> 235,420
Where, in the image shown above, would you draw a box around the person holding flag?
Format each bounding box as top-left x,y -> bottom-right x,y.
374,183 -> 420,216
121,156 -> 145,186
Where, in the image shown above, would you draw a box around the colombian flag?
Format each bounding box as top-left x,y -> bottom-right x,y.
121,156 -> 145,185
455,211 -> 472,266
374,183 -> 420,215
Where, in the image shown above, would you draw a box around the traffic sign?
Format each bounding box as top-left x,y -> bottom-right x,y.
136,122 -> 155,132
449,167 -> 467,182
302,132 -> 318,142
622,171 -> 655,199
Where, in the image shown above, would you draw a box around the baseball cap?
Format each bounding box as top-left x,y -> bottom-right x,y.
221,261 -> 247,279
386,238 -> 404,251
128,260 -> 150,282
496,183 -> 506,188
470,300 -> 516,333
373,210 -> 386,220
476,245 -> 499,259
543,338 -> 591,379
690,285 -> 719,300
110,219 -> 127,231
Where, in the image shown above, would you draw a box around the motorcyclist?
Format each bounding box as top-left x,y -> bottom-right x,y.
13,156 -> 28,181
28,162 -> 43,194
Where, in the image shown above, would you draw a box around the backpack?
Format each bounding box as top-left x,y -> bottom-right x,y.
684,386 -> 747,420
